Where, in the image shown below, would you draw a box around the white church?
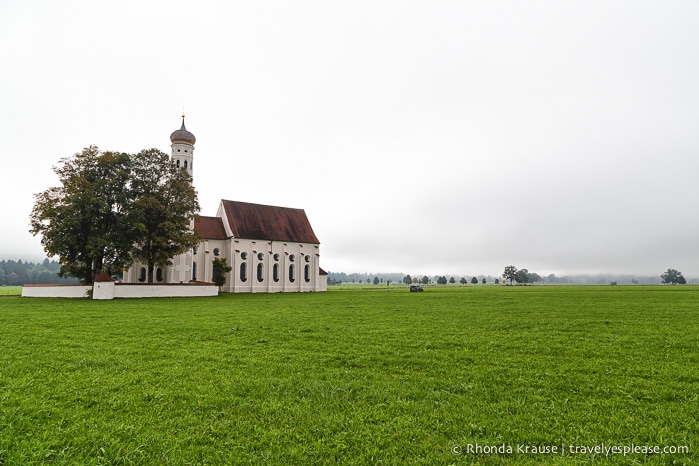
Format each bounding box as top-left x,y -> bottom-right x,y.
122,118 -> 327,292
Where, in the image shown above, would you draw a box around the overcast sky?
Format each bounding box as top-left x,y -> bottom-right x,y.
1,1 -> 698,278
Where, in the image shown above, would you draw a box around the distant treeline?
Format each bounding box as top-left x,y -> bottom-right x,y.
325,271 -> 687,286
0,259 -> 79,286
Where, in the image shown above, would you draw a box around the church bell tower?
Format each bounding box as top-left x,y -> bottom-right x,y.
170,115 -> 196,179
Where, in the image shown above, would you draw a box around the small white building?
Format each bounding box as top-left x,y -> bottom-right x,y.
123,118 -> 326,292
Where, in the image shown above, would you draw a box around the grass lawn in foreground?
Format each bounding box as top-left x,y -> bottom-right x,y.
0,286 -> 697,465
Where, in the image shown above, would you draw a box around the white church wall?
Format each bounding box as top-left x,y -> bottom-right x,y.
193,239 -> 228,283
21,284 -> 92,298
221,239 -> 322,293
113,283 -> 217,298
21,283 -> 217,299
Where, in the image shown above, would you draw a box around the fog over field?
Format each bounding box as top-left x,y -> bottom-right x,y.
1,1 -> 698,277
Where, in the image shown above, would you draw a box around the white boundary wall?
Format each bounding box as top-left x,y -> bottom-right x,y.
113,283 -> 218,299
22,284 -> 92,298
23,282 -> 218,299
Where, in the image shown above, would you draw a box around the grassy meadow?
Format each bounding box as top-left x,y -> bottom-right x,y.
0,286 -> 697,465
0,286 -> 21,296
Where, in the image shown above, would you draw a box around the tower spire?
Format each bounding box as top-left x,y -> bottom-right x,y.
170,115 -> 196,178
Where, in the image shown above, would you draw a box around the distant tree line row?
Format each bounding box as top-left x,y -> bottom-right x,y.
0,259 -> 78,286
325,268 -> 694,286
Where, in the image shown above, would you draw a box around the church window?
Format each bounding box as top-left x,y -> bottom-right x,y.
273,263 -> 280,282
213,248 -> 220,256
177,149 -> 181,152
176,159 -> 180,168
289,264 -> 295,283
184,160 -> 188,169
305,265 -> 311,282
240,262 -> 247,282
138,267 -> 146,282
241,252 -> 248,260
156,268 -> 163,282
273,253 -> 280,261
305,255 -> 310,263
257,252 -> 264,261
289,254 -> 295,262
257,263 -> 264,282
193,262 -> 197,281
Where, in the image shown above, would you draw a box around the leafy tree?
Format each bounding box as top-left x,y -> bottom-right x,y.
437,276 -> 447,285
31,146 -> 201,284
661,268 -> 686,285
403,275 -> 412,285
129,149 -> 200,283
459,277 -> 468,285
30,146 -> 135,282
471,276 -> 478,285
373,276 -> 380,285
503,265 -> 517,285
449,277 -> 455,284
514,268 -> 530,284
212,257 -> 232,291
421,275 -> 429,285
482,278 -> 487,284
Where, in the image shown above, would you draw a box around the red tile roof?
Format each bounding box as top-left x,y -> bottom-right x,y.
194,215 -> 228,240
221,200 -> 320,244
94,272 -> 115,282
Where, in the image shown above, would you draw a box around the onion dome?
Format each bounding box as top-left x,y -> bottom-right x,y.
170,116 -> 196,145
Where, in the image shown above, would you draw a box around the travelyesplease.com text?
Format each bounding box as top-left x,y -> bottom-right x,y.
451,443 -> 689,457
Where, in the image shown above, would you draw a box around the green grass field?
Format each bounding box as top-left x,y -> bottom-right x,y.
1,286 -> 697,465
0,286 -> 21,296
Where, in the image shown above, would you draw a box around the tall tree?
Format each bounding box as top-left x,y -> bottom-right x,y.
514,268 -> 530,284
30,146 -> 134,283
129,148 -> 200,283
503,265 -> 517,285
661,268 -> 686,285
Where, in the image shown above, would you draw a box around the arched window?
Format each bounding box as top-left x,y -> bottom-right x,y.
184,160 -> 188,169
257,252 -> 264,261
138,267 -> 146,282
273,253 -> 280,262
257,263 -> 264,282
304,265 -> 311,283
273,263 -> 280,282
156,268 -> 163,282
240,262 -> 247,282
193,262 -> 197,281
176,160 -> 180,168
289,264 -> 295,283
